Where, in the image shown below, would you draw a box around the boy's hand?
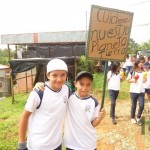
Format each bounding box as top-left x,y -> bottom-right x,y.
33,82 -> 45,91
98,108 -> 106,121
91,108 -> 106,127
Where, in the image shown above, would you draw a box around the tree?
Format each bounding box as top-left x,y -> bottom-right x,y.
139,40 -> 150,50
77,55 -> 94,73
127,38 -> 150,55
127,38 -> 140,54
0,48 -> 14,65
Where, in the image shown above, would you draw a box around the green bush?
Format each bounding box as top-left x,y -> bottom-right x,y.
0,57 -> 9,65
77,55 -> 94,73
0,49 -> 14,65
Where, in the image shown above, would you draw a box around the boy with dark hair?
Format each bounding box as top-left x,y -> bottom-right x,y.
64,71 -> 106,150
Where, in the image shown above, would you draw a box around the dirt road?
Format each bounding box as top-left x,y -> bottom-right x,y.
96,100 -> 150,150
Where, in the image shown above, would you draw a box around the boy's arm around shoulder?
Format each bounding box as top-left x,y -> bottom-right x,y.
33,82 -> 45,91
91,108 -> 106,127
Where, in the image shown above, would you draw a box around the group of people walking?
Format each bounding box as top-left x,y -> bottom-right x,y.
107,55 -> 150,126
17,54 -> 150,150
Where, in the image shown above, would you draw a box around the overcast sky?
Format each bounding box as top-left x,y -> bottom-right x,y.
0,0 -> 150,48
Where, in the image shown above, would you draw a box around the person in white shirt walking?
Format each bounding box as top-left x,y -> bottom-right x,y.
126,57 -> 146,126
107,62 -> 124,124
125,54 -> 133,76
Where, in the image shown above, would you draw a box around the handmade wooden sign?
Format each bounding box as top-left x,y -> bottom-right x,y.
87,5 -> 134,61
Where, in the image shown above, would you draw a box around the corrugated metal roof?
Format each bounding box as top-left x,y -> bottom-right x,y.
1,30 -> 87,44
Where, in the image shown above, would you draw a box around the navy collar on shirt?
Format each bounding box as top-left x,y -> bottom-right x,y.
75,92 -> 91,100
45,83 -> 62,93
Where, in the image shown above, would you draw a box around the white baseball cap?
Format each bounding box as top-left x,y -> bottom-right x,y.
47,58 -> 68,74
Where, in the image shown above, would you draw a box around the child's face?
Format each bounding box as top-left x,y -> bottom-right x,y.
144,66 -> 150,71
47,70 -> 67,91
74,77 -> 92,98
116,66 -> 120,72
138,61 -> 145,68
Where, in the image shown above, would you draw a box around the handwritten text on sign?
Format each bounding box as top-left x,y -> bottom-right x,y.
87,6 -> 133,60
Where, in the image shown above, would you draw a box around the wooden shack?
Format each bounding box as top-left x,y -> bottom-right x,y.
0,64 -> 10,97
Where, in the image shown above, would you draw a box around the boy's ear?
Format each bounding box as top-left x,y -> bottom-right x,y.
46,73 -> 50,79
74,81 -> 77,86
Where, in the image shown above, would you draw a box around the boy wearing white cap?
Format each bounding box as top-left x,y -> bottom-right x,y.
18,59 -> 70,150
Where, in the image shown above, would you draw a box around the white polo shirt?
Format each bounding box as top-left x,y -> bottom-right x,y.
107,71 -> 121,91
63,93 -> 100,150
127,71 -> 145,93
25,82 -> 69,150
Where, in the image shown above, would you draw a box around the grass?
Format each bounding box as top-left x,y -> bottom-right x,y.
0,93 -> 28,150
0,73 -> 131,149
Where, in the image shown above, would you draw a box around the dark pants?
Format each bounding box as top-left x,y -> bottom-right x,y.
54,145 -> 62,150
130,92 -> 145,119
108,90 -> 119,118
126,66 -> 132,76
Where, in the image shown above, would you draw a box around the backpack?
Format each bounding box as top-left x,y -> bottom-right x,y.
36,89 -> 44,109
130,70 -> 135,78
34,83 -> 46,109
34,89 -> 44,109
35,83 -> 71,109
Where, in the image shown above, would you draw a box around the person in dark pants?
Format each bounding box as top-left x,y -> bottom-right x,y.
107,62 -> 124,124
126,57 -> 146,126
125,54 -> 133,76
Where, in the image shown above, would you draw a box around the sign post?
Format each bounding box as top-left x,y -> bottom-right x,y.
87,5 -> 133,109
